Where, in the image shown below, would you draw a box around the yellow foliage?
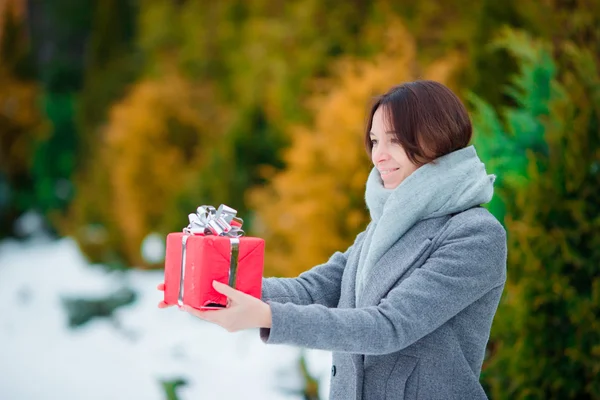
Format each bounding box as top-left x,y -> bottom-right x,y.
0,0 -> 25,36
0,69 -> 44,177
249,20 -> 462,277
0,0 -> 46,180
69,71 -> 221,267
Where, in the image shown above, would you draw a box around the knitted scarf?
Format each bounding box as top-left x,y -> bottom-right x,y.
355,145 -> 496,303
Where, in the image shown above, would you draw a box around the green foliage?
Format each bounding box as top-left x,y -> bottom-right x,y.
32,0 -> 94,92
61,287 -> 136,328
473,30 -> 600,399
21,0 -> 95,232
32,92 -> 78,216
199,105 -> 288,218
78,0 -> 139,148
298,350 -> 320,400
160,378 -> 187,400
460,0 -> 524,106
59,0 -> 141,263
470,28 -> 555,224
278,350 -> 320,399
0,0 -> 47,236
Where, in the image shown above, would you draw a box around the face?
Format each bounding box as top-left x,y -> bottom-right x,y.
369,107 -> 419,189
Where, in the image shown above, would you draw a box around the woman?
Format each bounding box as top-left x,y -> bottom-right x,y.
158,80 -> 507,400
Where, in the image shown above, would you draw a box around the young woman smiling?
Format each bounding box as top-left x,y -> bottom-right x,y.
159,80 -> 507,400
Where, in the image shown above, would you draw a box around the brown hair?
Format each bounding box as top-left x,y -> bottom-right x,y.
364,80 -> 472,166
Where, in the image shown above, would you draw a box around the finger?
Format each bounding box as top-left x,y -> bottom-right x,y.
158,301 -> 173,308
212,280 -> 244,300
157,283 -> 165,291
184,305 -> 218,322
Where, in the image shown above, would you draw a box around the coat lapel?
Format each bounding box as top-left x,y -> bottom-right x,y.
356,216 -> 449,307
359,237 -> 432,307
340,240 -> 361,308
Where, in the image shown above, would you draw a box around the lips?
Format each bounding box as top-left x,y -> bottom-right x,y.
378,168 -> 399,177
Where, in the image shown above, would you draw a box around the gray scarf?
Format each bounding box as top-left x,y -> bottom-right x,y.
355,145 -> 495,303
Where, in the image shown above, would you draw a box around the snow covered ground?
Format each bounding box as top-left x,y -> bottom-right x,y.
0,235 -> 332,400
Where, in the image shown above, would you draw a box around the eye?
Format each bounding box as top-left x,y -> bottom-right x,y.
370,139 -> 378,145
390,138 -> 400,144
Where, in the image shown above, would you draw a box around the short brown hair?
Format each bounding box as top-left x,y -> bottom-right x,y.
364,80 -> 472,166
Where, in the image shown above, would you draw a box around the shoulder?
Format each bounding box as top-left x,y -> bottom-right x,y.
431,207 -> 507,280
416,206 -> 506,246
445,206 -> 506,243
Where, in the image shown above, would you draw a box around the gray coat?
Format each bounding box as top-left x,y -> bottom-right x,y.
260,206 -> 507,400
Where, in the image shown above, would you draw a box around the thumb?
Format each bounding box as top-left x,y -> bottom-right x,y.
212,280 -> 243,300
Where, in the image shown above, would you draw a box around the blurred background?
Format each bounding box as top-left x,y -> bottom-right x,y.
0,0 -> 599,399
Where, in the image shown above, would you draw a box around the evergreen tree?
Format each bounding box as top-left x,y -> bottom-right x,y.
27,0 -> 94,227
472,30 -> 600,399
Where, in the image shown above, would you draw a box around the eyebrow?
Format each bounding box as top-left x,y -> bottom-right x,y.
369,131 -> 397,136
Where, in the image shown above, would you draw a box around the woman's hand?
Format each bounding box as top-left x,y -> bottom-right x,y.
156,283 -> 173,308
157,281 -> 272,332
183,281 -> 272,332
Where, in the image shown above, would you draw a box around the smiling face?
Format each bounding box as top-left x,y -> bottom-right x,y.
369,106 -> 419,189
364,81 -> 474,189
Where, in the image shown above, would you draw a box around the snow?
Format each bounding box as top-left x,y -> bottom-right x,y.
0,235 -> 332,399
141,232 -> 166,264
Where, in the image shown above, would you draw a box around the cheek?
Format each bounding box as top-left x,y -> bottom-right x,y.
391,148 -> 411,168
393,149 -> 419,177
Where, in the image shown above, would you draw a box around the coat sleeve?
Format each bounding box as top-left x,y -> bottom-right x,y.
259,218 -> 507,355
261,229 -> 368,307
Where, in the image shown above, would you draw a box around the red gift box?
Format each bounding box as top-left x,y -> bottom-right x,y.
163,233 -> 264,309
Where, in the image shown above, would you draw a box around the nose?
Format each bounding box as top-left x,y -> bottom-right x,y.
372,142 -> 390,165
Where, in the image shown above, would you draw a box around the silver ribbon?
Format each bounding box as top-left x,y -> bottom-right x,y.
178,204 -> 244,307
184,204 -> 244,237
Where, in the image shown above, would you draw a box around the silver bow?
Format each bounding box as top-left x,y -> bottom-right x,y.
184,204 -> 244,237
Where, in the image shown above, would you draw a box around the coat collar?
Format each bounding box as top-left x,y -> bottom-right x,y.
345,215 -> 451,308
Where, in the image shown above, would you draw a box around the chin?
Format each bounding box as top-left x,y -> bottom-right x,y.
385,177 -> 406,189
